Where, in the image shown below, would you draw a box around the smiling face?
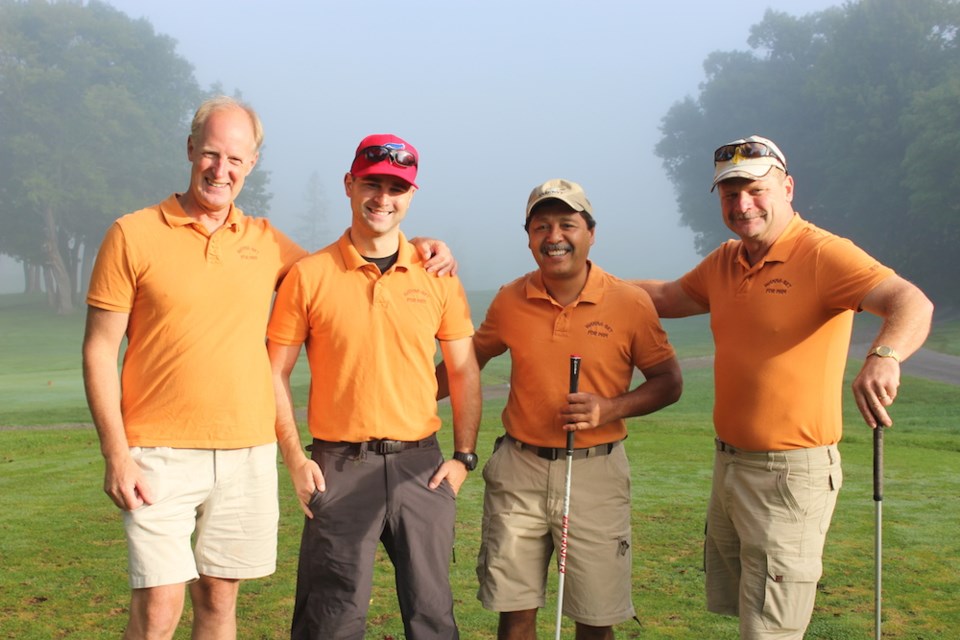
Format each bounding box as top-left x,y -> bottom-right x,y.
526,201 -> 595,284
344,173 -> 416,255
181,106 -> 259,220
717,168 -> 795,262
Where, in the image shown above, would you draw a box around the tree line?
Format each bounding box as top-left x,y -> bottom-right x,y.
2,0 -> 958,312
0,0 -> 270,313
656,0 -> 960,306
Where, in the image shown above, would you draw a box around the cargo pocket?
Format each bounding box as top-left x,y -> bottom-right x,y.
762,554 -> 821,631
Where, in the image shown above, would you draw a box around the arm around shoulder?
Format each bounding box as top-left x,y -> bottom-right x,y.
632,279 -> 707,318
409,236 -> 458,276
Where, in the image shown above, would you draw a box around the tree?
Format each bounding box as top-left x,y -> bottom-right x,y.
0,0 -> 203,312
656,0 -> 960,304
901,68 -> 960,293
234,158 -> 273,219
293,170 -> 332,252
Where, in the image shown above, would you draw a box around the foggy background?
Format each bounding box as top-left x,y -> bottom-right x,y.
0,0 -> 841,293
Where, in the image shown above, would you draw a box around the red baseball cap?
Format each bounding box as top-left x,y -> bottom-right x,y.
350,134 -> 419,188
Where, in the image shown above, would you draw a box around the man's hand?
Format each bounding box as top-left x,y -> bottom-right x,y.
288,457 -> 326,518
409,237 -> 458,276
103,453 -> 154,511
559,392 -> 609,431
853,275 -> 935,428
428,459 -> 468,495
852,356 -> 900,428
558,356 -> 682,431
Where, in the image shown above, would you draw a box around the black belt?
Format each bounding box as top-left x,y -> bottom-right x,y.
715,438 -> 742,454
311,435 -> 436,455
505,434 -> 619,461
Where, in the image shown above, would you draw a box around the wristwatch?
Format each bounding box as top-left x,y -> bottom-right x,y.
868,345 -> 901,363
453,451 -> 479,471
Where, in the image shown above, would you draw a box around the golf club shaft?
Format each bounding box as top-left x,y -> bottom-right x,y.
874,425 -> 884,502
874,425 -> 884,639
555,355 -> 581,639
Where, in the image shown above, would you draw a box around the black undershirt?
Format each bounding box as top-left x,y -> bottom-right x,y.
363,251 -> 399,273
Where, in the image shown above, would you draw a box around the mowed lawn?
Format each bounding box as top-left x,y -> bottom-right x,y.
1,293 -> 958,638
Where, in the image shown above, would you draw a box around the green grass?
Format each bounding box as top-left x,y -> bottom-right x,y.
1,292 -> 958,638
0,294 -> 89,425
924,315 -> 960,356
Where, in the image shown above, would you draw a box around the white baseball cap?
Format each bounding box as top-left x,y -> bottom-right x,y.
711,135 -> 787,191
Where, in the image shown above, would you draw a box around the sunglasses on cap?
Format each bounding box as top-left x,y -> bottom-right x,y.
355,145 -> 417,167
713,141 -> 786,168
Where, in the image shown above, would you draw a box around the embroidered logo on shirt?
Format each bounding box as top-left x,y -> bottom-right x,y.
585,320 -> 613,338
404,288 -> 429,304
764,277 -> 792,295
238,246 -> 260,261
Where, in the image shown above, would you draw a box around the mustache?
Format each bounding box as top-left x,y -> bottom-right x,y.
541,242 -> 573,253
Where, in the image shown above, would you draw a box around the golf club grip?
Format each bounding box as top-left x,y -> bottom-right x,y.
873,426 -> 884,502
569,355 -> 581,394
568,356 -> 581,453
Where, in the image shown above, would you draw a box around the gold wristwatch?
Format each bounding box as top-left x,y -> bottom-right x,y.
868,345 -> 900,363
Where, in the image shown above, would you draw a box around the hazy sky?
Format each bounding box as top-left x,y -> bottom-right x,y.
1,0 -> 842,293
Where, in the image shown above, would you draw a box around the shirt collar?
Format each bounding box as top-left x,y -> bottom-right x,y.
738,213 -> 804,268
159,194 -> 242,231
337,229 -> 413,272
524,261 -> 604,306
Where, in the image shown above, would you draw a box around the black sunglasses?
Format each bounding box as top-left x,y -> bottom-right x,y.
713,142 -> 786,168
355,145 -> 417,167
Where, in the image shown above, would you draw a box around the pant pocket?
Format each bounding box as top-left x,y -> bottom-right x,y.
762,554 -> 821,631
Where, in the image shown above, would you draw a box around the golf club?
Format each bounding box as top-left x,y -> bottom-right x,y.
555,354 -> 581,640
874,424 -> 884,639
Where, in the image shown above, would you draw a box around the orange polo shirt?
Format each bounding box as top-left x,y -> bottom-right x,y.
266,230 -> 474,443
86,194 -> 307,448
474,263 -> 676,449
680,215 -> 894,451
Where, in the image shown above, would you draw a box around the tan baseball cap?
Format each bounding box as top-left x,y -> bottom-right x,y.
525,179 -> 593,221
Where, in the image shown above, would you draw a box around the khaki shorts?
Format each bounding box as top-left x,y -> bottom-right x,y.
705,440 -> 842,639
477,435 -> 635,627
123,443 -> 279,589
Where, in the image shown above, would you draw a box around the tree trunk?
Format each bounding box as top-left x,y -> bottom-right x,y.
43,266 -> 55,307
66,233 -> 80,299
79,238 -> 96,301
24,262 -> 41,293
41,205 -> 74,314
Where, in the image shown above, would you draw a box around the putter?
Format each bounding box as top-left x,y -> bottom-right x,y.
555,355 -> 581,640
874,425 -> 884,639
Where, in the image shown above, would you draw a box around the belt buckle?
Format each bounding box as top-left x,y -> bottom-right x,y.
374,440 -> 403,455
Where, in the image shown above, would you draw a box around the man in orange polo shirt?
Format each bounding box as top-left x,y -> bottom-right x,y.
83,100 -> 456,640
439,179 -> 682,639
267,134 -> 481,639
636,135 -> 934,638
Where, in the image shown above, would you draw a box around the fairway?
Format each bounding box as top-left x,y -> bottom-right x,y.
1,293 -> 958,638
